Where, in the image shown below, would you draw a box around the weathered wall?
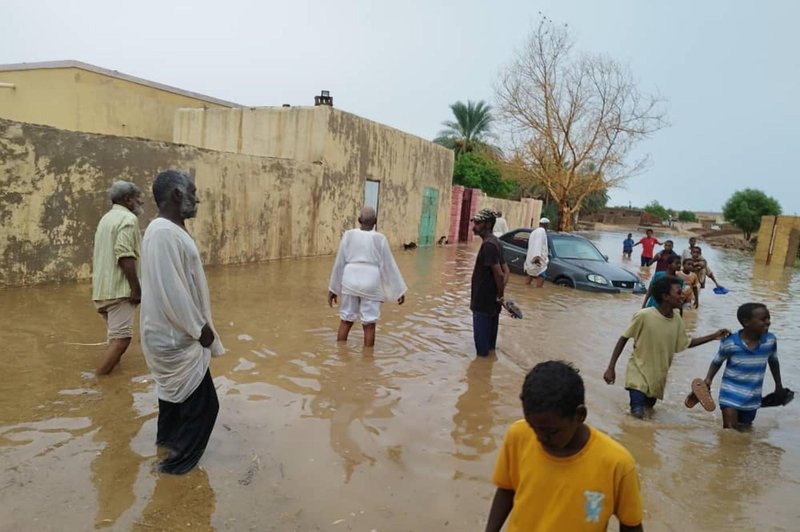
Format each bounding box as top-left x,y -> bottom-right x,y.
174,106 -> 454,247
755,215 -> 800,267
0,118 -> 370,287
478,196 -> 542,232
0,67 -> 233,142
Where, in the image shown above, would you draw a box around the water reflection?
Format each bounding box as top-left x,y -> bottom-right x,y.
135,466 -> 215,531
451,357 -> 499,460
0,229 -> 797,530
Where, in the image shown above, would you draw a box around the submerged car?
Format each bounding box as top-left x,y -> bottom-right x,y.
499,229 -> 647,294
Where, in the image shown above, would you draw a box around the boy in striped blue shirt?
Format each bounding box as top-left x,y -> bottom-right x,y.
703,303 -> 786,430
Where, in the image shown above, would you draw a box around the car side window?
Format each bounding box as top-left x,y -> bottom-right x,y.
511,232 -> 530,247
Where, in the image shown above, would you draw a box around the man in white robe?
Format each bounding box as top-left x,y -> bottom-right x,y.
524,217 -> 550,288
493,211 -> 510,237
140,170 -> 224,474
328,206 -> 407,347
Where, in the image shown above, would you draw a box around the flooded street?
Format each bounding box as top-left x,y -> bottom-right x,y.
1,230 -> 798,531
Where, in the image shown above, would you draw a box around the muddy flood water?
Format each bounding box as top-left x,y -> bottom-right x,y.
1,230 -> 798,531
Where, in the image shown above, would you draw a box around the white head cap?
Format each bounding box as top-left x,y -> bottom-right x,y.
539,217 -> 551,225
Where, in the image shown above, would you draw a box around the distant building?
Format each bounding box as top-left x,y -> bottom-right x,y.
695,211 -> 727,229
0,60 -> 240,141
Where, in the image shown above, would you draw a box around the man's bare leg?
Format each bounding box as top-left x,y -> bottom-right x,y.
337,320 -> 355,342
525,276 -> 533,285
535,276 -> 545,288
363,323 -> 376,347
96,338 -> 131,375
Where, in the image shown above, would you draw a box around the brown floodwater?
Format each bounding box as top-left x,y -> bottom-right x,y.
1,230 -> 798,531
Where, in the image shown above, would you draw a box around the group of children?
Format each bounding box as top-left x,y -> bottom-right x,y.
486,271 -> 791,530
624,231 -> 720,311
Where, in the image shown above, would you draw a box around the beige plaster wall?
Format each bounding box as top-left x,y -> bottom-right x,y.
0,67 -> 232,142
755,215 -> 800,266
174,106 -> 454,247
478,196 -> 542,231
0,118 -> 361,287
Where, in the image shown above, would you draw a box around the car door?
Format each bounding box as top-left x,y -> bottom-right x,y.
500,230 -> 530,274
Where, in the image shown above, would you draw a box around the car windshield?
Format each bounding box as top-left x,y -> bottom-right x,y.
551,237 -> 605,261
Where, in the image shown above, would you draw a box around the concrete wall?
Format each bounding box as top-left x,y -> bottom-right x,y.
755,215 -> 800,267
174,106 -> 454,247
478,196 -> 541,232
0,67 -> 233,142
0,118 -> 408,287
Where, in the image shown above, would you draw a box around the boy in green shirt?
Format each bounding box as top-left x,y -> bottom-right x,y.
604,276 -> 729,418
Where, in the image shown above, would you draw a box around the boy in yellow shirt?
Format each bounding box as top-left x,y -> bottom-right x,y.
486,361 -> 644,532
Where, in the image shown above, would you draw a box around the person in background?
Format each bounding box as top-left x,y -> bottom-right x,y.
682,237 -> 698,260
140,170 -> 225,474
703,303 -> 786,430
328,206 -> 407,347
524,218 -> 550,287
605,276 -> 729,419
632,229 -> 661,268
690,246 -> 721,289
486,361 -> 644,532
642,255 -> 683,309
493,211 -> 510,237
92,180 -> 144,375
676,258 -> 700,309
650,240 -> 680,272
470,209 -> 510,357
623,233 -> 635,260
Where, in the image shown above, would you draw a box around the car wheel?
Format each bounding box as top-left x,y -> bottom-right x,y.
554,277 -> 574,288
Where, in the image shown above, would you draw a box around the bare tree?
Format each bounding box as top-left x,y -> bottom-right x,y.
495,17 -> 667,231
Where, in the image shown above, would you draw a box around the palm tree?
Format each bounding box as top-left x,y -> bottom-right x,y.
434,100 -> 495,157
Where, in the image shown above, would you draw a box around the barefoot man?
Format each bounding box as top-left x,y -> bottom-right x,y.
328,206 -> 407,347
92,181 -> 144,375
140,170 -> 225,474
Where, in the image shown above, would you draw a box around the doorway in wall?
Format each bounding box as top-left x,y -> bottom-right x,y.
418,187 -> 439,247
364,180 -> 380,226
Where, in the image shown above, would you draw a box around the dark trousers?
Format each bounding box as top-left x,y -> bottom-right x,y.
640,256 -> 652,267
628,388 -> 657,415
473,311 -> 499,357
156,369 -> 219,474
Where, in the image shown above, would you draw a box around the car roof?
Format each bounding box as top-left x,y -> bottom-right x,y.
509,228 -> 586,239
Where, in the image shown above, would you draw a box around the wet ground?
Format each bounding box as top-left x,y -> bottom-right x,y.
1,230 -> 798,531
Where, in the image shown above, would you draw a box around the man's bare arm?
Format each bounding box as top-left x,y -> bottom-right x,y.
490,263 -> 505,300
118,257 -> 141,304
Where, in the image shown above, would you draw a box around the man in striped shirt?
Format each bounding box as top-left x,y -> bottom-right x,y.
704,303 -> 786,430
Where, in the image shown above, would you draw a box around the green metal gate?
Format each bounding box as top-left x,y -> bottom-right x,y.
418,187 -> 439,247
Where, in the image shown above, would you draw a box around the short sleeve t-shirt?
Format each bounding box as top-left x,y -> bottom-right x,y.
713,331 -> 778,410
645,272 -> 684,308
623,238 -> 635,251
676,271 -> 699,302
637,237 -> 660,258
492,421 -> 643,532
92,204 -> 142,301
470,235 -> 506,314
653,250 -> 680,272
623,307 -> 692,399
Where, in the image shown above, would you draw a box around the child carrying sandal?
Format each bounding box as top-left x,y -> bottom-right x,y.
695,303 -> 792,430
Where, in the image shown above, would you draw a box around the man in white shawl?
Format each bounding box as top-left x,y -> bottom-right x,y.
328,206 -> 407,347
493,211 -> 510,237
525,217 -> 550,288
140,170 -> 225,474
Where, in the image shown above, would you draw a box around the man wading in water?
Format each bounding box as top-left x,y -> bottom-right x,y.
470,209 -> 510,357
140,170 -> 225,474
328,206 -> 407,347
91,180 -> 144,375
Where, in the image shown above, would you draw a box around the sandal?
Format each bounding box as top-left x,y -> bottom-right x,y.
691,378 -> 716,412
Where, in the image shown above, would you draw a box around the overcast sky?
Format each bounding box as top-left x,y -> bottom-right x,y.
3,0 -> 798,213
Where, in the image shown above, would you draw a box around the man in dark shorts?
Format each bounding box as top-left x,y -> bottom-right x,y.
633,229 -> 661,268
470,209 -> 510,357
